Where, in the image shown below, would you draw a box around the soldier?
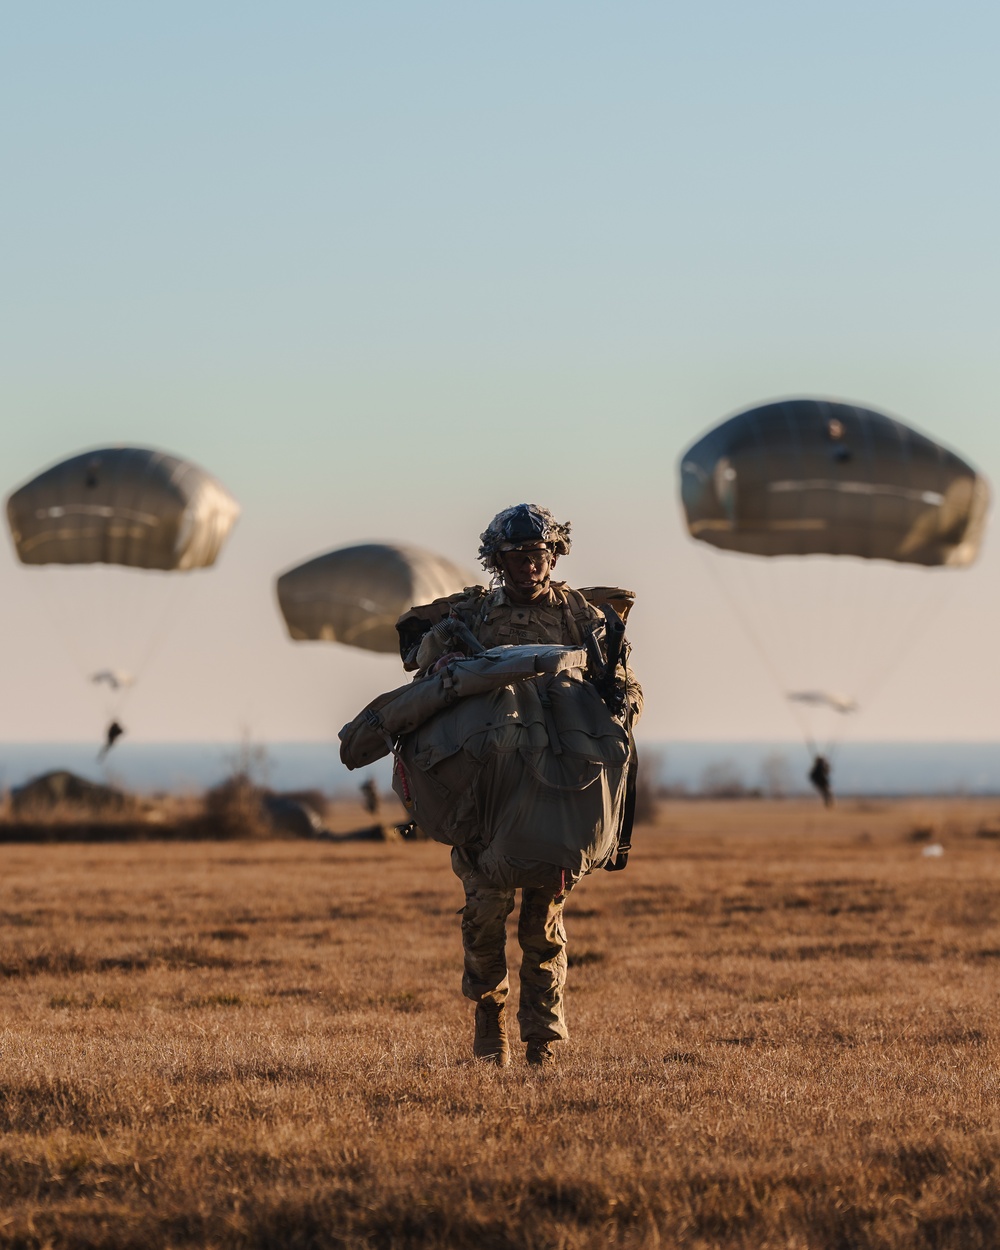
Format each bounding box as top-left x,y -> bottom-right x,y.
396,504 -> 641,1069
97,720 -> 125,761
809,754 -> 834,807
359,777 -> 380,817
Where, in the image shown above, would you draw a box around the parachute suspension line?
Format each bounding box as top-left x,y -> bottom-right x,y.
850,571 -> 954,716
754,555 -> 846,758
17,571 -> 127,734
807,557 -> 876,760
697,551 -> 817,760
798,559 -> 862,752
125,570 -> 202,693
100,569 -> 143,710
756,555 -> 832,751
19,570 -> 94,687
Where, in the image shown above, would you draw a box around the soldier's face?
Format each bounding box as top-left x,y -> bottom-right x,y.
498,544 -> 554,601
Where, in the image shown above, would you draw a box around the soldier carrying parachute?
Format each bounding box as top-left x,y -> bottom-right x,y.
340,504 -> 642,1069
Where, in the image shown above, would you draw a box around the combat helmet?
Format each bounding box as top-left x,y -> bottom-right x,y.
478,504 -> 572,572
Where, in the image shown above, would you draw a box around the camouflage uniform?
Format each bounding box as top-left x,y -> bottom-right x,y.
398,580 -> 640,1044
452,846 -> 577,1041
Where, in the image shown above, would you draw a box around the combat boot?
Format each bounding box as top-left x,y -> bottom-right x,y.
473,1001 -> 510,1066
526,1040 -> 556,1068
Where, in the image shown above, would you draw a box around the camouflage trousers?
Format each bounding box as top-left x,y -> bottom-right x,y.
451,846 -> 580,1043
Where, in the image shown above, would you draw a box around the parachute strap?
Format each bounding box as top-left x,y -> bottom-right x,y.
362,705 -> 416,811
603,731 -> 637,873
364,706 -> 397,759
549,585 -> 603,645
557,591 -> 585,645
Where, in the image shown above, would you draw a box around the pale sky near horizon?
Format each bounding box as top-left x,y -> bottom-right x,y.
2,2 -> 1000,747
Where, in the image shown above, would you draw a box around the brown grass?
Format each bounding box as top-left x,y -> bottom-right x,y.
0,798 -> 998,1248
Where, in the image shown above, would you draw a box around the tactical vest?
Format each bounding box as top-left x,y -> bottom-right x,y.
397,581 -> 634,670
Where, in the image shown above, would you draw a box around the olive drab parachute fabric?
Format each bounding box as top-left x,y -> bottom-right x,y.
339,645 -> 630,877
680,399 -> 989,567
6,447 -> 240,571
276,542 -> 475,654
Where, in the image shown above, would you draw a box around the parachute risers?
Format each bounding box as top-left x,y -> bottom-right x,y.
339,645 -> 631,878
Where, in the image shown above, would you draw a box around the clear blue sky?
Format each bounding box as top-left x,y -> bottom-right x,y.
2,2 -> 999,745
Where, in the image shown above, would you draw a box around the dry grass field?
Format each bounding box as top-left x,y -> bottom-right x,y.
1,797 -> 999,1249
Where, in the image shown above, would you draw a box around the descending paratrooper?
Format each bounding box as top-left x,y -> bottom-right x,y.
5,445 -> 241,751
679,398 -> 990,782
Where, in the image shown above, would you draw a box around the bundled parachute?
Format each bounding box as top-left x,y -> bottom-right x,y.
275,542 -> 474,654
6,446 -> 240,571
680,398 -> 988,567
339,645 -> 631,878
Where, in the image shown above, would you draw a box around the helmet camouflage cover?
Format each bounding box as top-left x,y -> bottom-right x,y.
478,504 -> 572,571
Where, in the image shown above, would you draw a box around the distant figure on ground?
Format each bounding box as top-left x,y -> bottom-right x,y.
98,720 -> 125,761
360,778 -> 380,817
809,754 -> 833,807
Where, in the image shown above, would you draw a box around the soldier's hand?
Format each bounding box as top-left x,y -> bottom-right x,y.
429,651 -> 466,675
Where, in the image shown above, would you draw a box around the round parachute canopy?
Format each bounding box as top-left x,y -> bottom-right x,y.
679,399 -> 989,567
276,542 -> 475,653
5,446 -> 240,571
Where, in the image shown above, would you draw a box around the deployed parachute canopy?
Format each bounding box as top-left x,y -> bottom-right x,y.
678,399 -> 991,759
5,447 -> 240,737
5,446 -> 240,571
680,399 -> 988,567
276,542 -> 475,654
